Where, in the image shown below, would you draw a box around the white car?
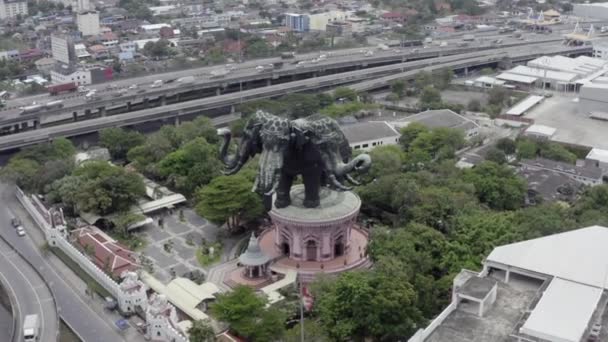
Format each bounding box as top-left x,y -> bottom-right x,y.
16,226 -> 25,237
128,84 -> 138,90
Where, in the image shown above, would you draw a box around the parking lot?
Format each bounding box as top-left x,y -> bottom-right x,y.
525,92 -> 608,149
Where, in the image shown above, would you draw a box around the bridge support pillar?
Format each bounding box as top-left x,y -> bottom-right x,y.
21,122 -> 27,130
99,107 -> 106,117
33,119 -> 40,129
216,88 -> 221,96
143,98 -> 149,108
266,79 -> 272,86
13,124 -> 19,132
174,116 -> 180,126
72,111 -> 78,121
126,102 -> 131,111
84,109 -> 91,117
464,67 -> 469,76
160,96 -> 166,106
230,105 -> 235,113
175,93 -> 180,102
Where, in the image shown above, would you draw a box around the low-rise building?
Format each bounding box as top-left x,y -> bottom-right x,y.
523,124 -> 556,140
71,226 -> 139,278
340,121 -> 401,151
520,158 -> 603,186
74,43 -> 91,59
586,148 -> 608,174
51,64 -> 91,86
34,57 -> 56,74
410,225 -> 608,342
88,44 -> 109,59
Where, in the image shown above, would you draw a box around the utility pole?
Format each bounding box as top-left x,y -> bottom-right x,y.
299,275 -> 305,342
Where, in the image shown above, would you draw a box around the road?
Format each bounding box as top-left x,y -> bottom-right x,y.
3,31 -> 569,113
0,184 -> 129,342
0,233 -> 57,342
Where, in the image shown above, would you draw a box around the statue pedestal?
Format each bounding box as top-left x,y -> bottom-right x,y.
259,185 -> 371,282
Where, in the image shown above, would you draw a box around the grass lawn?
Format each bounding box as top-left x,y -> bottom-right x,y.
50,247 -> 112,299
197,242 -> 222,267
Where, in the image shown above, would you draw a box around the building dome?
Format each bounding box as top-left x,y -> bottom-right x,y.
239,233 -> 270,266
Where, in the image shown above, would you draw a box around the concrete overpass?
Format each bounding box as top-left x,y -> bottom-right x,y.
0,36 -> 566,134
0,44 -> 590,152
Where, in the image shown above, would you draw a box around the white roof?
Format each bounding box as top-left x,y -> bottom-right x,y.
486,226 -> 608,288
140,23 -> 171,30
474,76 -> 505,86
527,55 -> 605,76
506,95 -> 544,116
496,72 -> 537,84
520,278 -> 602,342
586,148 -> 608,163
524,124 -> 556,137
508,65 -> 578,83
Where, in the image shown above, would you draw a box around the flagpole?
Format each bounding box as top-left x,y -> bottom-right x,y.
299,275 -> 304,342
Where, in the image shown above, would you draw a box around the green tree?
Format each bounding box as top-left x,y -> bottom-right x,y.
539,142 -> 577,164
496,138 -> 516,155
517,138 -> 538,159
363,145 -> 405,181
99,127 -> 145,160
312,265 -> 423,341
433,69 -> 453,90
414,71 -> 433,92
284,319 -> 330,342
159,138 -> 221,195
391,80 -> 406,98
188,320 -> 216,342
245,39 -> 270,58
283,94 -> 321,119
488,87 -> 510,107
211,286 -> 285,341
399,122 -> 429,150
467,99 -> 481,112
463,161 -> 526,210
195,175 -> 264,230
333,87 -> 358,102
419,86 -> 441,107
485,147 -> 507,164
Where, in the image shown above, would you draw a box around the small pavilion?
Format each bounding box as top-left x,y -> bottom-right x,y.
239,233 -> 271,279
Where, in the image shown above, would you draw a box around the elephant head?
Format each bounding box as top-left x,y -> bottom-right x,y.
293,115 -> 372,191
219,111 -> 290,195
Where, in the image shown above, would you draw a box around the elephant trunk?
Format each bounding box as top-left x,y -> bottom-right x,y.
256,147 -> 284,195
335,153 -> 372,177
218,128 -> 237,169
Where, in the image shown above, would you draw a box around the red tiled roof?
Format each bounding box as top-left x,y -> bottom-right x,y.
72,227 -> 139,277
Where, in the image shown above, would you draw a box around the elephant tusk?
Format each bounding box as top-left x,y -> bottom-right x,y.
251,175 -> 260,193
345,174 -> 361,186
264,173 -> 280,196
329,174 -> 352,191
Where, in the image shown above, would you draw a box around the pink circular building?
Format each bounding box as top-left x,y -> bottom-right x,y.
259,185 -> 370,281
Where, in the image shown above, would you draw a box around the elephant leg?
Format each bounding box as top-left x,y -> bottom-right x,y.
303,168 -> 321,208
274,172 -> 294,209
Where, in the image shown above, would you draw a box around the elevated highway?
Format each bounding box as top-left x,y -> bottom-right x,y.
0,44 -> 590,152
0,36 -> 567,134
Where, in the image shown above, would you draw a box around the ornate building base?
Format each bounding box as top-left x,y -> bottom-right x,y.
258,185 -> 371,282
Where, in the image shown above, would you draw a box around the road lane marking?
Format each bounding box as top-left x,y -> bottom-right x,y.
0,267 -> 22,342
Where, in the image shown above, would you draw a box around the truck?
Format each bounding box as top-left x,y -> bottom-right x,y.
19,104 -> 43,114
273,61 -> 284,69
85,90 -> 98,101
47,82 -> 77,96
150,80 -> 163,88
177,76 -> 195,84
280,52 -> 295,59
210,68 -> 229,78
23,314 -> 39,342
44,100 -> 64,110
463,34 -> 475,41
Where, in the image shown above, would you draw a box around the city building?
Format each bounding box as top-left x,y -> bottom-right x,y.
0,0 -> 27,20
393,109 -> 481,139
409,225 -> 608,342
285,13 -> 309,32
309,11 -> 352,31
76,0 -> 89,11
592,40 -> 608,60
140,23 -> 171,34
326,21 -> 352,37
145,294 -> 188,342
74,43 -> 91,60
77,11 -> 101,36
51,35 -> 75,65
51,64 -> 112,86
340,121 -> 401,151
34,57 -> 56,75
0,49 -> 19,61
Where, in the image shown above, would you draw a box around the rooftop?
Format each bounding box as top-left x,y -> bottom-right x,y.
239,233 -> 270,267
340,121 -> 400,144
398,109 -> 480,132
587,148 -> 608,164
520,157 -> 603,180
524,124 -> 556,137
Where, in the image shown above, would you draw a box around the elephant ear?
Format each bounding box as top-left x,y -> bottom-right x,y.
304,115 -> 344,148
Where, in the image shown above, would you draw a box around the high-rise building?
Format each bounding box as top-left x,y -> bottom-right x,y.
76,0 -> 89,11
51,35 -> 75,65
77,11 -> 100,36
285,13 -> 309,32
0,0 -> 28,20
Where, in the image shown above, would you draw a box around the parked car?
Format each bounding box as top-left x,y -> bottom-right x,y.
16,226 -> 25,236
10,217 -> 21,227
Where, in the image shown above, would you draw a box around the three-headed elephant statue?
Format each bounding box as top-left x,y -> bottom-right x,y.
218,111 -> 372,208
